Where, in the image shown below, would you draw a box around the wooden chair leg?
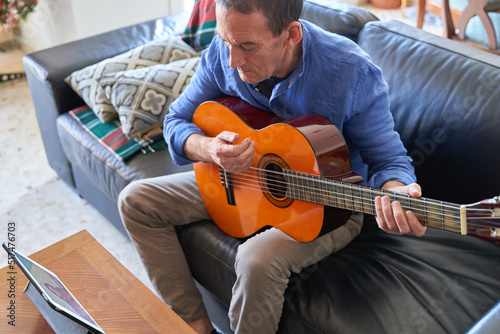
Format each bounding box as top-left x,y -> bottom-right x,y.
417,0 -> 427,28
401,0 -> 408,17
442,0 -> 455,38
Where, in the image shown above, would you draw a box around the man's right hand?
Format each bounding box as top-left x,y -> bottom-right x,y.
185,132 -> 255,173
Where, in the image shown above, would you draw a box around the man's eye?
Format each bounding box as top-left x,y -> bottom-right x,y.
240,44 -> 256,51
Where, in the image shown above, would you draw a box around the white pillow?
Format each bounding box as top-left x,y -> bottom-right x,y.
65,35 -> 199,122
99,57 -> 201,138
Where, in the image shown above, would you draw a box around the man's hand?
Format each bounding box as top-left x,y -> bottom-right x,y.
374,182 -> 427,237
185,132 -> 255,173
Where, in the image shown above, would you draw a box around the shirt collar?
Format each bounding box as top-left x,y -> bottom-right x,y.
251,20 -> 308,96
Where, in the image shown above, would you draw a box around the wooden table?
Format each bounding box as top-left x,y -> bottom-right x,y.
0,230 -> 195,333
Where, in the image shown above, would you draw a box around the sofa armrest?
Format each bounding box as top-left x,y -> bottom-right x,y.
23,11 -> 189,187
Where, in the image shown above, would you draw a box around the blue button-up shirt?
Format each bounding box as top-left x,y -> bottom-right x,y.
164,20 -> 416,188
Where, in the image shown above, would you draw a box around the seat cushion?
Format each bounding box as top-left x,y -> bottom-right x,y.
178,217 -> 500,334
56,112 -> 192,202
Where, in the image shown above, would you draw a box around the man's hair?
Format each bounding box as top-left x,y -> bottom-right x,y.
215,0 -> 303,37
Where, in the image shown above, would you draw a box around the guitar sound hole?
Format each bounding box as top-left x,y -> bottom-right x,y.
265,163 -> 287,199
258,153 -> 293,208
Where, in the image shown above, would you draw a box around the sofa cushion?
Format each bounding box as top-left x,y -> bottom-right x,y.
65,35 -> 199,123
357,20 -> 500,205
100,57 -> 200,138
56,112 -> 192,202
178,216 -> 500,334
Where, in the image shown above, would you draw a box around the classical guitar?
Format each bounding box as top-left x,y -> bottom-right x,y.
193,97 -> 500,242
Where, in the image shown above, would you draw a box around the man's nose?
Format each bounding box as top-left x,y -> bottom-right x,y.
229,46 -> 245,69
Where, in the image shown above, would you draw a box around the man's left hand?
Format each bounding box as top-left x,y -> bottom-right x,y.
374,182 -> 427,236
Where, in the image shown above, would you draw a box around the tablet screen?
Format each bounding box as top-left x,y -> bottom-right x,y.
6,246 -> 104,333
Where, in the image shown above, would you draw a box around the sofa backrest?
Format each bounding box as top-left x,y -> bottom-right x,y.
358,20 -> 500,204
301,0 -> 378,42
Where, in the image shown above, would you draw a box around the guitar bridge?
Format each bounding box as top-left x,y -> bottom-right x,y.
220,167 -> 236,206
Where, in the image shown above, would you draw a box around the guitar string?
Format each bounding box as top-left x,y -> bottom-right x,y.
227,167 -> 488,216
219,169 -> 499,231
225,176 -> 500,233
227,168 -> 460,212
251,167 -> 479,211
247,167 -> 495,214
226,176 -> 465,232
247,168 -> 500,230
228,177 -> 500,233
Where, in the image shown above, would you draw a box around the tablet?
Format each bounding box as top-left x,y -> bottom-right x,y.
2,243 -> 105,334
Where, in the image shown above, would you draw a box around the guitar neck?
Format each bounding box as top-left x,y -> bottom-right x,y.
282,170 -> 464,234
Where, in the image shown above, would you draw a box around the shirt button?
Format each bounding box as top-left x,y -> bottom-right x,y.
255,87 -> 260,92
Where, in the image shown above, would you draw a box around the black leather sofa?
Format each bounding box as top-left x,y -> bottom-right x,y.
23,1 -> 500,333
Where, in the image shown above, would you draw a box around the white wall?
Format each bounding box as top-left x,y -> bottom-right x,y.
18,0 -> 189,52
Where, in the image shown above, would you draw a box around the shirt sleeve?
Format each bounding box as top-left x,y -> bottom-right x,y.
343,62 -> 416,189
163,42 -> 226,165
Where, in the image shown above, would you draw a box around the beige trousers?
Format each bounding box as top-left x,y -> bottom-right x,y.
118,171 -> 363,334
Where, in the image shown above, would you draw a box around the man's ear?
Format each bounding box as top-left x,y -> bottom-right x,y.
284,21 -> 303,49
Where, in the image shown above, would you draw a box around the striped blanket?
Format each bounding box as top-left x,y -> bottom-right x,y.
182,0 -> 216,50
69,106 -> 167,161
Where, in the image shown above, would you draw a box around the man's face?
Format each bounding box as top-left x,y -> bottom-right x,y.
216,4 -> 289,84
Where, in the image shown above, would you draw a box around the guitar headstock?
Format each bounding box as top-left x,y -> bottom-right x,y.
466,195 -> 500,242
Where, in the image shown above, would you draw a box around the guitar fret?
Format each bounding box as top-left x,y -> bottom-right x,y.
440,201 -> 445,231
424,199 -> 428,227
308,175 -> 314,203
322,179 -> 328,206
306,175 -> 312,203
352,185 -> 362,213
443,204 -> 461,232
345,183 -> 353,211
285,171 -> 293,199
320,179 -> 328,206
297,172 -> 304,201
336,182 -> 342,209
412,198 -> 426,225
426,201 -> 443,230
306,175 -> 313,203
312,176 -> 319,205
343,183 -> 349,210
296,173 -> 302,201
364,188 -> 375,215
403,195 -> 411,218
285,171 -> 297,201
328,181 -> 335,208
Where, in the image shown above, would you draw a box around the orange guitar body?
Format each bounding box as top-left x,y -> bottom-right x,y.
193,97 -> 362,242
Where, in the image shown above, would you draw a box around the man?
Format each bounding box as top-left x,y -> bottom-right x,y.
118,0 -> 426,333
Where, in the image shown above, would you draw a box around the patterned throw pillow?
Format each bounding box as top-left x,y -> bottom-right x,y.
99,57 -> 201,138
65,35 -> 199,123
182,0 -> 217,51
